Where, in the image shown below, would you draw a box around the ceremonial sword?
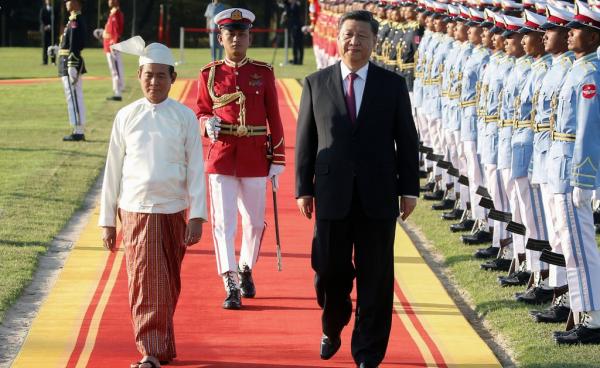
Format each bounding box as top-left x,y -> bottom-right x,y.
267,134 -> 283,271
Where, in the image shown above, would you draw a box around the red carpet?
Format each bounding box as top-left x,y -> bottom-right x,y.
68,79 -> 431,367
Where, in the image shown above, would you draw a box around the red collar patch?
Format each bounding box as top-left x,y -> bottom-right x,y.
582,84 -> 596,99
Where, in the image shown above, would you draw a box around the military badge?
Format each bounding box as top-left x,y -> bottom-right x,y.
582,84 -> 596,99
249,73 -> 263,87
231,9 -> 243,21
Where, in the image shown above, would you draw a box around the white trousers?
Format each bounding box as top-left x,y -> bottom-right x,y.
555,191 -> 600,313
500,168 -> 525,256
106,51 -> 124,96
514,178 -> 548,272
61,75 -> 85,134
540,184 -> 567,287
485,164 -> 508,248
454,132 -> 468,210
464,141 -> 485,220
209,174 -> 267,275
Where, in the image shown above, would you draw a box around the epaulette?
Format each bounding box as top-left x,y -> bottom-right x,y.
248,59 -> 273,70
68,11 -> 80,21
201,60 -> 224,72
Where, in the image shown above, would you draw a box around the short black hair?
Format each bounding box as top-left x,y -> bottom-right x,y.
338,10 -> 380,36
138,64 -> 176,78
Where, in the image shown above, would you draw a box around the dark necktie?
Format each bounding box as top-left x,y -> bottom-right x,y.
345,72 -> 357,123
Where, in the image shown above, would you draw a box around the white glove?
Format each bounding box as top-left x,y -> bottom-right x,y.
93,28 -> 104,41
205,116 -> 221,142
572,187 -> 592,209
268,164 -> 285,192
68,66 -> 79,85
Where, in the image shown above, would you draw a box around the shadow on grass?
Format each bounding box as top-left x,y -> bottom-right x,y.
0,239 -> 48,247
0,146 -> 105,158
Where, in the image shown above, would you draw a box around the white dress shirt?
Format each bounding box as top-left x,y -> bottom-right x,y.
99,97 -> 207,227
340,61 -> 369,114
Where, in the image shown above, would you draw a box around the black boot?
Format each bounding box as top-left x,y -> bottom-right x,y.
530,294 -> 570,323
420,181 -> 435,192
63,133 -> 85,141
239,264 -> 256,298
222,271 -> 242,310
515,286 -> 554,304
442,208 -> 463,220
474,246 -> 499,259
423,190 -> 444,201
461,230 -> 493,244
450,218 -> 475,232
498,270 -> 531,287
480,258 -> 511,271
555,315 -> 600,345
432,198 -> 456,211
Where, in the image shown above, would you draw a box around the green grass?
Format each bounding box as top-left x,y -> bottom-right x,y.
407,193 -> 600,367
0,46 -> 316,322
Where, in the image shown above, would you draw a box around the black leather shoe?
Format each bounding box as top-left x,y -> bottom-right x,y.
530,305 -> 570,323
474,246 -> 499,259
498,270 -> 531,287
432,199 -> 455,211
515,287 -> 554,304
596,224 -> 600,235
450,219 -> 475,232
238,265 -> 256,298
555,325 -> 600,345
480,258 -> 511,271
63,133 -> 85,142
222,289 -> 242,309
423,190 -> 444,201
357,363 -> 379,368
442,208 -> 463,220
106,95 -> 123,101
419,170 -> 428,178
320,335 -> 341,360
462,230 -> 493,245
420,181 -> 435,192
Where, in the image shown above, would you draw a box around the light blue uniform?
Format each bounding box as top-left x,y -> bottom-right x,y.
422,33 -> 445,119
481,54 -> 513,165
477,51 -> 502,158
498,55 -> 531,171
440,40 -> 461,130
447,42 -> 473,132
413,30 -> 433,109
427,34 -> 455,121
460,45 -> 490,141
551,52 -> 600,313
511,53 -> 552,178
531,52 -> 575,185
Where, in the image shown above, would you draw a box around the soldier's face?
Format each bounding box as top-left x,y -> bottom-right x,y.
219,29 -> 252,58
492,34 -> 505,51
468,26 -> 482,45
521,32 -> 543,56
567,27 -> 600,54
447,22 -> 455,37
392,9 -> 402,22
138,63 -> 177,104
482,28 -> 493,48
455,22 -> 468,42
338,19 -> 376,66
543,28 -> 568,54
434,18 -> 446,33
505,34 -> 524,57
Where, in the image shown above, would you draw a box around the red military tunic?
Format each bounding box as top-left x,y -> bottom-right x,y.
103,8 -> 124,53
196,57 -> 285,177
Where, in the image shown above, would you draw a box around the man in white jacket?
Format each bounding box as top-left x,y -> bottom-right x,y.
98,37 -> 207,368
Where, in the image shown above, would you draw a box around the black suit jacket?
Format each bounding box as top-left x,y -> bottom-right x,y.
295,62 -> 419,220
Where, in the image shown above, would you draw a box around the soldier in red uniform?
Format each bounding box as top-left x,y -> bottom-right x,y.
196,8 -> 286,310
103,0 -> 124,101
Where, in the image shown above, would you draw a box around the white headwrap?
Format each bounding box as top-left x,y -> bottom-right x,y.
110,36 -> 175,67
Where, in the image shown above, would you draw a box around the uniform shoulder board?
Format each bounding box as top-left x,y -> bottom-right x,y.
582,61 -> 597,73
200,60 -> 223,72
248,59 -> 273,70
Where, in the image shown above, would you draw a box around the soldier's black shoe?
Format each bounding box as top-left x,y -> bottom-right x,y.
531,305 -> 570,323
106,95 -> 123,101
423,190 -> 444,201
432,199 -> 455,211
442,208 -> 463,220
450,219 -> 475,232
239,264 -> 256,298
419,170 -> 428,178
480,258 -> 511,271
63,133 -> 85,142
320,334 -> 341,360
474,246 -> 499,259
357,363 -> 379,368
515,287 -> 554,304
596,224 -> 600,235
462,230 -> 493,244
222,289 -> 242,309
555,324 -> 600,345
420,182 -> 435,192
499,270 -> 531,287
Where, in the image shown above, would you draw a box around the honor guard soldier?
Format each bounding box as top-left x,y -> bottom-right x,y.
196,8 -> 286,310
59,0 -> 87,142
384,1 -> 406,73
528,3 -> 575,324
374,1 -> 393,66
550,0 -> 600,345
398,0 -> 422,92
103,0 -> 125,101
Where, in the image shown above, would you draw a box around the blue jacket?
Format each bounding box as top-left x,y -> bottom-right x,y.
460,45 -> 490,141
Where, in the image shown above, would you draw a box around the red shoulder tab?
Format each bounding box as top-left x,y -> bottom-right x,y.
248,59 -> 273,71
200,60 -> 224,72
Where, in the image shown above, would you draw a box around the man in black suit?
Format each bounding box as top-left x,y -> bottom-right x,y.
39,0 -> 54,65
295,10 -> 419,368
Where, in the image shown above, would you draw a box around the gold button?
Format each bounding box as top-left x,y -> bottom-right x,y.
234,71 -> 239,75
256,90 -> 259,94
